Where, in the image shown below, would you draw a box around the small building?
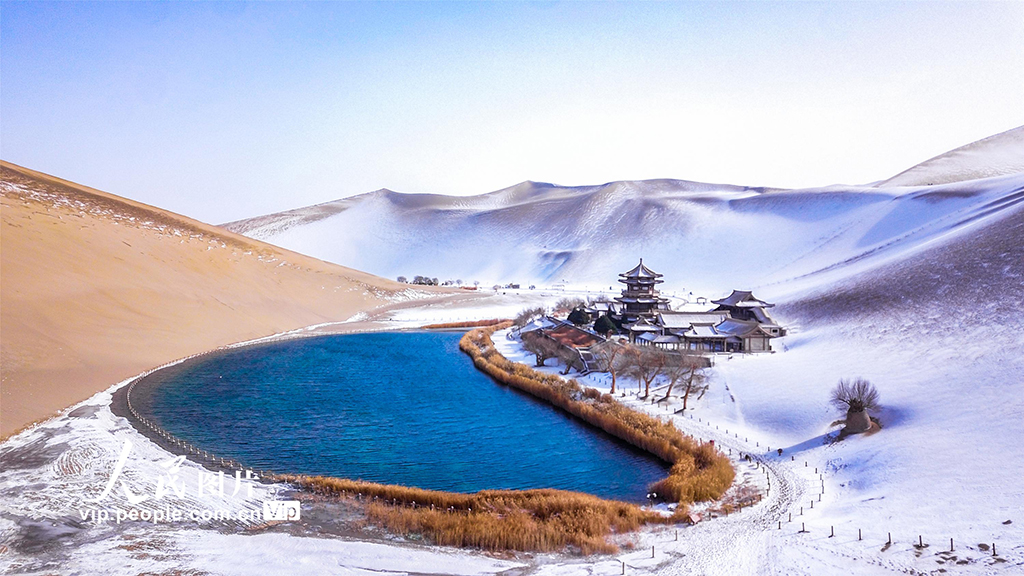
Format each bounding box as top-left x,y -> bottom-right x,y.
520,318 -> 607,373
627,315 -> 662,343
712,290 -> 786,336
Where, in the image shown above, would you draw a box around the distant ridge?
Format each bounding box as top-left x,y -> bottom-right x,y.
876,125 -> 1024,187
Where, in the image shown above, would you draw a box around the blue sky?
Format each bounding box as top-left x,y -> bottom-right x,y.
2,1 -> 1022,222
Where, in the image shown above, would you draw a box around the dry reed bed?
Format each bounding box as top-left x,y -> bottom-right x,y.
280,322 -> 733,554
420,318 -> 509,330
282,474 -> 676,554
459,324 -> 734,504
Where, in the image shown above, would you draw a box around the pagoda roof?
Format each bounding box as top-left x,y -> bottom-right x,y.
619,259 -> 663,280
711,290 -> 774,308
615,296 -> 669,304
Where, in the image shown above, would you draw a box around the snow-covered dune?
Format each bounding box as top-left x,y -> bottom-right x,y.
225,173 -> 1024,301
876,125 -> 1024,188
217,129 -> 1024,571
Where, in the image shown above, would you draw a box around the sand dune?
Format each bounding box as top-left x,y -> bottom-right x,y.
876,125 -> 1024,187
225,174 -> 1024,299
0,161 -> 434,437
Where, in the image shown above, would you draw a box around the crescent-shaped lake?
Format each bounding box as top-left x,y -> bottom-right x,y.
134,331 -> 669,502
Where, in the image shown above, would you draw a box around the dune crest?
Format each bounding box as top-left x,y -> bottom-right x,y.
876,125 -> 1024,187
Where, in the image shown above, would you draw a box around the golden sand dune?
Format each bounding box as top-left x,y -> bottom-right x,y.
0,161 -> 422,437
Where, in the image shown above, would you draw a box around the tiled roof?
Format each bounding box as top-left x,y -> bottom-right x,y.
658,311 -> 729,328
619,258 -> 663,280
545,323 -> 604,348
711,290 -> 774,308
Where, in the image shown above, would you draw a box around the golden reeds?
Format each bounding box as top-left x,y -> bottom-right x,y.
458,324 -> 734,504
279,322 -> 732,554
419,318 -> 510,329
281,474 -> 682,555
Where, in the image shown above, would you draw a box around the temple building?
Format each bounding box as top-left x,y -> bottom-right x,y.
613,259 -> 670,322
606,260 -> 784,353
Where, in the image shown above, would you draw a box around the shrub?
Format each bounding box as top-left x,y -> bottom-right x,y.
553,297 -> 585,314
567,307 -> 591,326
830,378 -> 880,413
593,314 -> 617,335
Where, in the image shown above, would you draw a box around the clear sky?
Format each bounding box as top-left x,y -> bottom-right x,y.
2,1 -> 1022,223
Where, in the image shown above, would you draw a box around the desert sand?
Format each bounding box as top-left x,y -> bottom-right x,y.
0,161 -> 445,437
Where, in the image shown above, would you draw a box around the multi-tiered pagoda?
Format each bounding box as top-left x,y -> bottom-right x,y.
614,259 -> 670,323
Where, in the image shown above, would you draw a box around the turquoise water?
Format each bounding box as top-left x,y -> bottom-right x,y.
136,331 -> 668,502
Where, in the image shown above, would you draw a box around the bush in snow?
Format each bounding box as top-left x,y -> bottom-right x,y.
512,306 -> 546,328
593,314 -> 617,336
831,377 -> 880,434
553,296 -> 585,315
567,307 -> 590,326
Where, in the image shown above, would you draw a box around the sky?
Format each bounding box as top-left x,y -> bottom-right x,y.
2,1 -> 1023,223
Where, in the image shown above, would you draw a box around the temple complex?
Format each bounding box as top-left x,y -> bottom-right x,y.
607,260 -> 785,353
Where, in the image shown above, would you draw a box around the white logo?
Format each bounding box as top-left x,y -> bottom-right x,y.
262,500 -> 301,521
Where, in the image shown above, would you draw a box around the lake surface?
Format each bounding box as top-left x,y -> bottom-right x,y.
135,331 -> 668,502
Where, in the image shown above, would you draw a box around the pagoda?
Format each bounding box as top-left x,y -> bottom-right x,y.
614,259 -> 670,323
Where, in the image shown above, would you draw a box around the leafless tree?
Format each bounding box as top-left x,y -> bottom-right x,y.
513,306 -> 546,328
830,378 -> 880,414
661,352 -> 707,410
831,377 -> 880,434
593,341 -> 629,393
624,345 -> 667,399
553,297 -> 585,316
521,332 -> 560,367
556,346 -> 582,374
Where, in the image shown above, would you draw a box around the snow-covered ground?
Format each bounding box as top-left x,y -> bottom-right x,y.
3,264 -> 1023,573
494,325 -> 1024,575
4,131 -> 1022,573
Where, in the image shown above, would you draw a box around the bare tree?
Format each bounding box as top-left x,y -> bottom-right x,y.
593,341 -> 628,394
556,346 -> 581,375
513,306 -> 546,328
661,352 -> 707,410
624,345 -> 667,399
831,378 -> 880,413
553,297 -> 585,316
521,332 -> 560,367
831,378 -> 880,434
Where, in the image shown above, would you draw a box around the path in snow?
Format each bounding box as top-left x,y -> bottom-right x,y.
495,332 -> 1016,575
